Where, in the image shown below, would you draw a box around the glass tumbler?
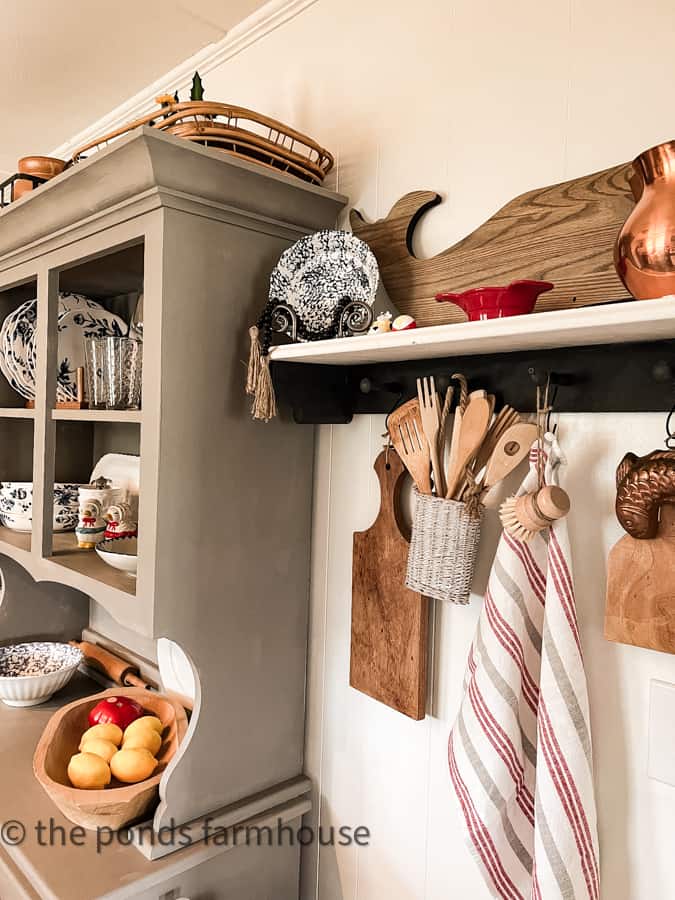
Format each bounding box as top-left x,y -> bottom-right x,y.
105,337 -> 143,410
84,337 -> 109,409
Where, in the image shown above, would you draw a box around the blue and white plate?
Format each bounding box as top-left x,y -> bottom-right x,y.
268,230 -> 379,337
0,294 -> 128,402
0,301 -> 35,399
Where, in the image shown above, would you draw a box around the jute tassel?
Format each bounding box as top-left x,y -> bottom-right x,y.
246,326 -> 262,396
251,356 -> 277,422
246,324 -> 278,421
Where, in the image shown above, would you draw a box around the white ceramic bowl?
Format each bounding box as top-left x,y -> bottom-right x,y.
0,642 -> 82,707
96,537 -> 138,576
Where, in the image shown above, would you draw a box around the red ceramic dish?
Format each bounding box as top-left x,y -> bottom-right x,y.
436,280 -> 554,321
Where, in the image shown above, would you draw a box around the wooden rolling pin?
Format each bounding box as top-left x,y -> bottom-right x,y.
70,640 -> 155,691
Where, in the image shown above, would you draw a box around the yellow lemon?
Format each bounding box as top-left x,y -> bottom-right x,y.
110,748 -> 158,784
68,752 -> 111,790
124,716 -> 163,737
79,723 -> 123,749
79,738 -> 118,764
122,728 -> 162,756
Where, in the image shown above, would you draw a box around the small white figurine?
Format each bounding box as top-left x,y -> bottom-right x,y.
104,502 -> 138,541
369,311 -> 393,334
76,499 -> 107,549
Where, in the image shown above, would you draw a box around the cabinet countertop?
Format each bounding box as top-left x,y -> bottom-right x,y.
0,674 -> 234,900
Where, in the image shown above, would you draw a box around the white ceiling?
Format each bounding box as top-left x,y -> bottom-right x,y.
0,0 -> 266,175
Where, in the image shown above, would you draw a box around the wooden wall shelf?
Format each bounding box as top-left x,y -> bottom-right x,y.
270,296 -> 675,366
270,298 -> 675,423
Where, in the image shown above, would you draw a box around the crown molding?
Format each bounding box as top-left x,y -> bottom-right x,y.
51,0 -> 320,160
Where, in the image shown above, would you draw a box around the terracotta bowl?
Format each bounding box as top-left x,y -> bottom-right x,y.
33,687 -> 188,830
17,156 -> 66,179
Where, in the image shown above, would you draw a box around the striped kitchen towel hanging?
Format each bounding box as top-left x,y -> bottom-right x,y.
448,435 -> 600,900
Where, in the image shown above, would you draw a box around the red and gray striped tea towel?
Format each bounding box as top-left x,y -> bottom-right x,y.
449,437 -> 600,899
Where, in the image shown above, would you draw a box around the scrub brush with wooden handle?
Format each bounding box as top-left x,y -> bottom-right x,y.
499,379 -> 570,541
499,485 -> 570,542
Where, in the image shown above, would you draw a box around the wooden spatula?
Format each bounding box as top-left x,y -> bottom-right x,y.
480,423 -> 538,496
387,399 -> 432,494
445,393 -> 492,499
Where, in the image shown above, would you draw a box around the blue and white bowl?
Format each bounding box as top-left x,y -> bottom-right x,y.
0,642 -> 82,707
0,496 -> 30,515
0,482 -> 81,505
0,509 -> 78,533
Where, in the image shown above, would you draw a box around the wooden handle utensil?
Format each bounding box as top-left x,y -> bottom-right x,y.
417,376 -> 445,496
70,640 -> 154,691
481,423 -> 538,494
445,394 -> 492,499
387,398 -> 432,494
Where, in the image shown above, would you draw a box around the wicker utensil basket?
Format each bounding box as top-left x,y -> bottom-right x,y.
406,490 -> 482,604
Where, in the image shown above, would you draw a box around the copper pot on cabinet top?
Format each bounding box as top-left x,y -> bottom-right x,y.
614,140 -> 675,300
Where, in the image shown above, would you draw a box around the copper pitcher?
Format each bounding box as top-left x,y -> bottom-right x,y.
615,140 -> 675,299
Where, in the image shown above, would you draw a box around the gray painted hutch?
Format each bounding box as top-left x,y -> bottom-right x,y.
0,128 -> 344,899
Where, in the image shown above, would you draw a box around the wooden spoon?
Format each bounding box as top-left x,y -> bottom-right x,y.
480,423 -> 538,496
387,399 -> 432,494
459,405 -> 521,497
445,394 -> 492,499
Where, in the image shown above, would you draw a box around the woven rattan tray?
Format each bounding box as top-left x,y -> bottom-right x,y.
71,100 -> 334,186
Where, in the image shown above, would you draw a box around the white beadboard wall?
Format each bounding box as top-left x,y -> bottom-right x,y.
67,0 -> 675,896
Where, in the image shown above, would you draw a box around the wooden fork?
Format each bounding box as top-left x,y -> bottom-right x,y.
417,376 -> 445,496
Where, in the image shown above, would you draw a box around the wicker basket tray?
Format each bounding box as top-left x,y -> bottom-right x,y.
71,101 -> 334,186
33,687 -> 188,831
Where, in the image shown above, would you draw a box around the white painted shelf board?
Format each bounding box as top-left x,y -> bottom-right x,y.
51,408 -> 143,423
0,531 -> 138,608
268,297 -> 675,366
49,532 -> 137,596
0,408 -> 35,419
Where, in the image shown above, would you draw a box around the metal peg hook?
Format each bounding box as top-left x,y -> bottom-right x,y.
665,403 -> 675,449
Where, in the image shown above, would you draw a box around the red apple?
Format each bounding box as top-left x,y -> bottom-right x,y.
88,696 -> 145,730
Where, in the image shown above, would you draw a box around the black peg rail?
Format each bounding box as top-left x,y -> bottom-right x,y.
272,338 -> 675,425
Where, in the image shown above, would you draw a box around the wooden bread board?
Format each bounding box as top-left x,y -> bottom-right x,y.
350,161 -> 635,327
605,503 -> 675,653
351,449 -> 428,719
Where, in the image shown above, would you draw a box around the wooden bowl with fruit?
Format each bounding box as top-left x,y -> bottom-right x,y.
33,687 -> 188,831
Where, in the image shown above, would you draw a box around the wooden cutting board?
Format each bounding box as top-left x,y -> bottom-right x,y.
351,449 -> 428,719
350,161 -> 635,327
605,503 -> 675,653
